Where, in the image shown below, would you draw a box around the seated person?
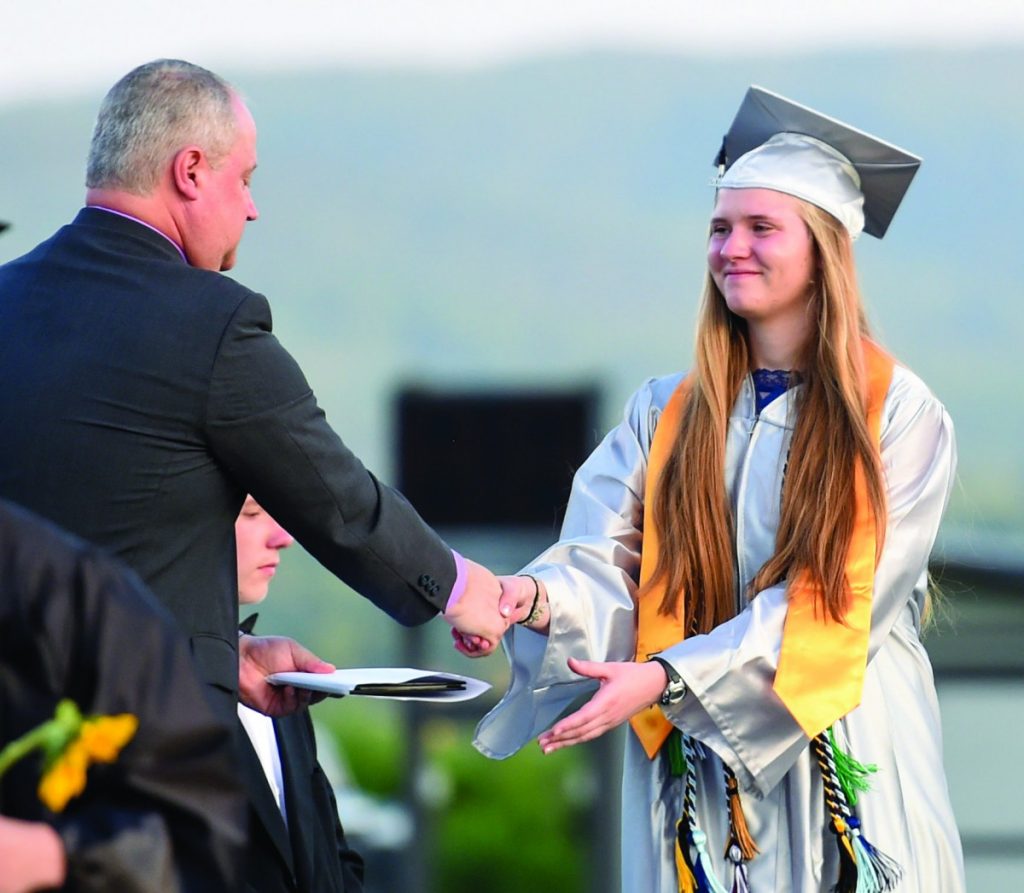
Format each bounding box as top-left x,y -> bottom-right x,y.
235,496 -> 364,893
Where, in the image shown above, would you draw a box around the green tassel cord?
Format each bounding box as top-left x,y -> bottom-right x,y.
827,726 -> 878,808
667,728 -> 686,777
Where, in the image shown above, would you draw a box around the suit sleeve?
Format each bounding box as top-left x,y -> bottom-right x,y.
204,292 -> 454,624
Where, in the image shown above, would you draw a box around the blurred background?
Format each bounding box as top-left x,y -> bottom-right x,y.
1,2 -> 1021,890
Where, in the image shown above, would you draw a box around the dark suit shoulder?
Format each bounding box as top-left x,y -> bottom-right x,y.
0,498 -> 154,615
5,208 -> 269,327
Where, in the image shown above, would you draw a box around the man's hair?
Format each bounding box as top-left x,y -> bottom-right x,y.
86,59 -> 239,195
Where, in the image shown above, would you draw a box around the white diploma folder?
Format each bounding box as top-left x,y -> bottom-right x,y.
266,667 -> 491,702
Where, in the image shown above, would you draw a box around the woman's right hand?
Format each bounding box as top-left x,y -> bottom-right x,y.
500,574 -> 542,623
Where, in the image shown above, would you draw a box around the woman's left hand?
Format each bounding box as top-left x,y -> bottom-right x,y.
537,657 -> 668,753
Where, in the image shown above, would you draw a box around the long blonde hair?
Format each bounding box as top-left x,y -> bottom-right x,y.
647,201 -> 887,632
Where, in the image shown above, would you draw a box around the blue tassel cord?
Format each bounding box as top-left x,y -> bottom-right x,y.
847,817 -> 902,892
679,735 -> 729,893
690,827 -> 729,893
666,730 -> 744,893
813,731 -> 903,893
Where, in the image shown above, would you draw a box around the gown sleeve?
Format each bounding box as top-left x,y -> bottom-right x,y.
659,368 -> 957,796
474,375 -> 680,758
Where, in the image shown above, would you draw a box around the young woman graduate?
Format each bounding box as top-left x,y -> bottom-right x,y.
471,86 -> 965,893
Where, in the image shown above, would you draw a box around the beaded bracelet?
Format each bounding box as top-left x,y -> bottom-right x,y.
516,573 -> 543,626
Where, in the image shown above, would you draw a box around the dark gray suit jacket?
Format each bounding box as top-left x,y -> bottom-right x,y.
0,208 -> 454,719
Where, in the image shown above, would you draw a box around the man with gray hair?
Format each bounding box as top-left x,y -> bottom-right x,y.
0,59 -> 509,732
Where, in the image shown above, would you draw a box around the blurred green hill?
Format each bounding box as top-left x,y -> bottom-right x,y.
1,46 -> 1020,661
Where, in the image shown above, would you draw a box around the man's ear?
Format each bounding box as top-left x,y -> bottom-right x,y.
171,147 -> 204,200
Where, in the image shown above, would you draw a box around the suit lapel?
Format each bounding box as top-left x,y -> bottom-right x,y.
277,715 -> 317,888
238,719 -> 295,874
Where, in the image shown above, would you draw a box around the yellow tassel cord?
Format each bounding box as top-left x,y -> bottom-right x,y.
675,818 -> 698,893
830,817 -> 859,893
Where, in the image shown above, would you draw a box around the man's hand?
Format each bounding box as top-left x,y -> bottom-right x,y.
537,657 -> 668,753
450,573 -> 550,656
442,559 -> 508,657
238,634 -> 335,716
0,816 -> 66,893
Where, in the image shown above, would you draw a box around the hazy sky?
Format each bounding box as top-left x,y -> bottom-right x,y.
3,0 -> 1023,105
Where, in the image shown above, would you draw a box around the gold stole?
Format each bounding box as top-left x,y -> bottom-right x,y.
629,342 -> 895,758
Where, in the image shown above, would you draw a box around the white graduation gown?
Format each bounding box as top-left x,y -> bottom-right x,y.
474,365 -> 965,893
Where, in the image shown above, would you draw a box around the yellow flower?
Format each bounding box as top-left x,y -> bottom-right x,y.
1,703 -> 141,813
36,714 -> 139,811
37,740 -> 89,813
78,714 -> 138,763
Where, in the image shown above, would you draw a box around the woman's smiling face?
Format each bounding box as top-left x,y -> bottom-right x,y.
707,187 -> 816,332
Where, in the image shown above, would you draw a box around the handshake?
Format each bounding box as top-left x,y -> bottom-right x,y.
442,559 -> 549,657
240,560 -> 547,717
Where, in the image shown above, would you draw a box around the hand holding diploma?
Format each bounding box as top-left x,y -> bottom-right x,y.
238,634 -> 335,716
